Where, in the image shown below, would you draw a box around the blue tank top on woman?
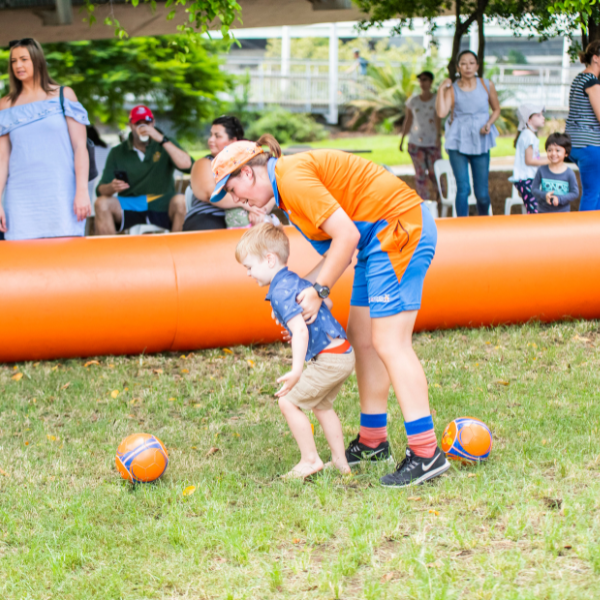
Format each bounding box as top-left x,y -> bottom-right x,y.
444,78 -> 498,155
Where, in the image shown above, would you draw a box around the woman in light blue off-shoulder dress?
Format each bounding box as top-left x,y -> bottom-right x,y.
0,38 -> 91,241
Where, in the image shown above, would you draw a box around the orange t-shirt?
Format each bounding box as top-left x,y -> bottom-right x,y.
274,150 -> 422,253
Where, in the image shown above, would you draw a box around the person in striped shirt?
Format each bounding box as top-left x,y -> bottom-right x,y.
565,40 -> 600,211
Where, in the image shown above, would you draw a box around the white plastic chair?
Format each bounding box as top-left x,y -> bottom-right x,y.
433,159 -> 492,217
422,200 -> 439,219
504,185 -> 526,215
185,185 -> 194,212
128,223 -> 169,235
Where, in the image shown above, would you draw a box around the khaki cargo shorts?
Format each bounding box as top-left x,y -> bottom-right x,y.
286,349 -> 355,411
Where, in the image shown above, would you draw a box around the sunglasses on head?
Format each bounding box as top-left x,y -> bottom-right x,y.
133,117 -> 153,124
9,38 -> 34,49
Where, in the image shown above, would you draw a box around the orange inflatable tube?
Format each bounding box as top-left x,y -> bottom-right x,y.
1,212 -> 600,363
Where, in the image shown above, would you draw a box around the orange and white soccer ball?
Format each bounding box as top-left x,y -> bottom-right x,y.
115,433 -> 169,483
441,417 -> 492,462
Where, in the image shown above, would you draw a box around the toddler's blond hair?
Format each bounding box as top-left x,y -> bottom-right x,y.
235,222 -> 290,264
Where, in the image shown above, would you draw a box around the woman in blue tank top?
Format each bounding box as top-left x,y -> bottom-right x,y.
436,50 -> 501,217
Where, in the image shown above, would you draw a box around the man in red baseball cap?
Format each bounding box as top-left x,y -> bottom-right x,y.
94,105 -> 193,235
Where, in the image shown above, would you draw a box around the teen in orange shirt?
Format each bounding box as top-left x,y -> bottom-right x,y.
211,135 -> 449,487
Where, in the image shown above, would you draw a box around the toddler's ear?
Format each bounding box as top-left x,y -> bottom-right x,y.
266,252 -> 278,268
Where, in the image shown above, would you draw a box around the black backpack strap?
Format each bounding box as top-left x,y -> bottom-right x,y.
59,86 -> 65,115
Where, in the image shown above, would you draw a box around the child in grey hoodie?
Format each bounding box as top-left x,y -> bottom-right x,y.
532,133 -> 579,213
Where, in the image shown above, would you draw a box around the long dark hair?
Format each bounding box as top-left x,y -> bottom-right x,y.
212,115 -> 244,141
7,39 -> 57,104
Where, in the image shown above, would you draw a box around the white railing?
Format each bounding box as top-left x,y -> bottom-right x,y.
221,57 -> 584,115
493,64 -> 584,110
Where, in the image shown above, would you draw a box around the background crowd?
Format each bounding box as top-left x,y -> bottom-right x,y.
1,37 -> 599,242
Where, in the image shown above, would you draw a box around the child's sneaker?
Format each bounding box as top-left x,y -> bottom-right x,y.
345,436 -> 392,466
380,447 -> 450,488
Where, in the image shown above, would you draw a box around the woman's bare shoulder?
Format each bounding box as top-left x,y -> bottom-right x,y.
192,155 -> 213,174
61,86 -> 78,102
0,96 -> 11,111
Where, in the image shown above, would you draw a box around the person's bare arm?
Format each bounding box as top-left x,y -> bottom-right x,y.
138,123 -> 192,171
436,79 -> 454,118
0,131 -> 9,233
297,208 -> 360,324
275,314 -> 309,397
586,84 -> 600,122
524,146 -> 549,167
63,87 -> 91,222
435,113 -> 442,147
98,179 -> 130,197
481,81 -> 501,135
399,107 -> 413,152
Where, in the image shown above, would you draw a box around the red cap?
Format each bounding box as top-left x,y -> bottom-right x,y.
129,105 -> 154,124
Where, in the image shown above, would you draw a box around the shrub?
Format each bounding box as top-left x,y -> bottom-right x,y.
246,108 -> 327,144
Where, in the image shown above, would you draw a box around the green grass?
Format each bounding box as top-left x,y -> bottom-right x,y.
190,135 -> 526,168
1,321 -> 599,599
293,135 -> 524,167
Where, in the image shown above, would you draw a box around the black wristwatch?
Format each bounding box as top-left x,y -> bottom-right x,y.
313,282 -> 330,299
159,135 -> 170,146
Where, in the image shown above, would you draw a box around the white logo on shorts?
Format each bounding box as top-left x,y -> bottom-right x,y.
369,294 -> 390,303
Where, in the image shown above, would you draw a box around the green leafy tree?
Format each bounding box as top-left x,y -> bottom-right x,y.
548,0 -> 600,47
0,36 -> 231,136
346,63 -> 417,129
83,0 -> 241,41
245,107 -> 327,144
352,0 -> 569,79
345,59 -> 445,131
352,0 -> 493,78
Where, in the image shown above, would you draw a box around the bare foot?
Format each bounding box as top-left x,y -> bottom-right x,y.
331,455 -> 351,475
282,458 -> 324,480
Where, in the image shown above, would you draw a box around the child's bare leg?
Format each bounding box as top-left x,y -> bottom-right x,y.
279,398 -> 323,478
313,408 -> 351,474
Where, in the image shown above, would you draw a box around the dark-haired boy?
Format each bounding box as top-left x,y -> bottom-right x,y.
531,133 -> 579,213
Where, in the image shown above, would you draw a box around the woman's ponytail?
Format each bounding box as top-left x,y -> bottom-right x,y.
579,40 -> 600,65
256,134 -> 282,158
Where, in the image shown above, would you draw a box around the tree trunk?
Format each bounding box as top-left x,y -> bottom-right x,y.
448,0 -> 463,79
582,8 -> 600,49
447,0 -> 489,80
477,9 -> 485,77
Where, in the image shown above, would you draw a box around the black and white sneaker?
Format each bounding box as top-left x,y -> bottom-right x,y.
380,447 -> 450,488
345,435 -> 392,467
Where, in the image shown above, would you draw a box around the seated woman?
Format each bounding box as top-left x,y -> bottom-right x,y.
183,116 -> 270,231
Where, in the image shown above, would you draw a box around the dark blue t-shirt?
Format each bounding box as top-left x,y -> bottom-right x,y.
265,267 -> 347,361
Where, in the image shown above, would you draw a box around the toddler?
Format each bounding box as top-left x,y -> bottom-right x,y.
235,223 -> 355,479
510,103 -> 549,214
532,133 -> 579,213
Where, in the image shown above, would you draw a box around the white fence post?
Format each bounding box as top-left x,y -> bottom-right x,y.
281,26 -> 290,97
328,23 -> 339,125
562,36 -> 571,108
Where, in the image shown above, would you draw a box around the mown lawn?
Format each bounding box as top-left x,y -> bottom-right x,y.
190,135 -> 531,168
1,321 -> 599,600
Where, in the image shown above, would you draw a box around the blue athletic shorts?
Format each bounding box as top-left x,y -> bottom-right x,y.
350,203 -> 437,318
